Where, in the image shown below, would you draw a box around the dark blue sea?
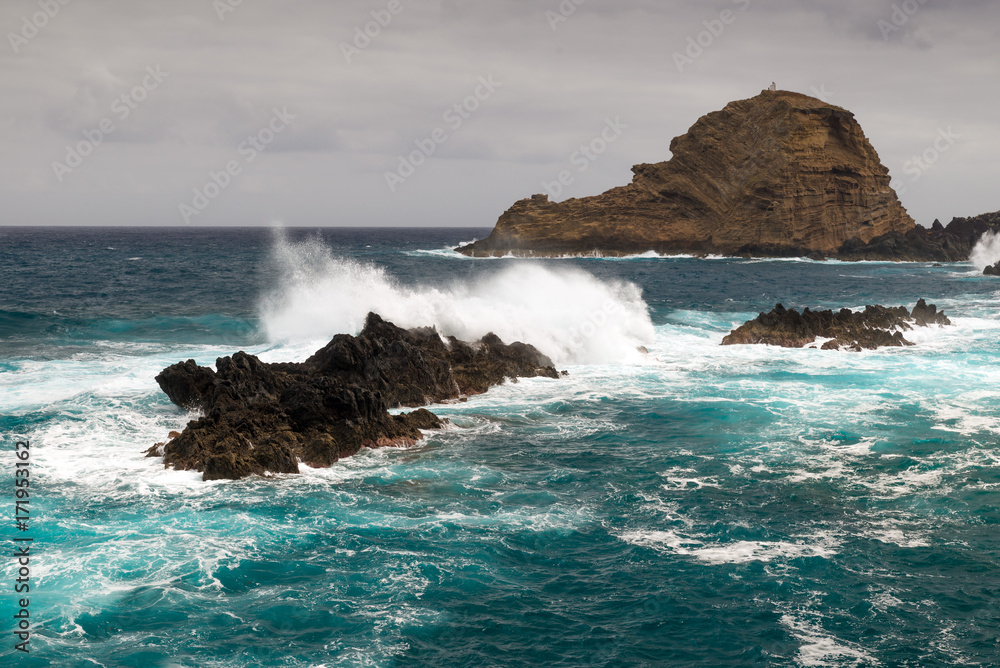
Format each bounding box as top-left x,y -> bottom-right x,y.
2,226 -> 1000,667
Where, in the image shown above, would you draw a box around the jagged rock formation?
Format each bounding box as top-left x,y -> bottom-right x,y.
985,261 -> 1000,276
839,210 -> 1000,262
722,299 -> 951,351
148,313 -> 560,481
459,90 -> 915,258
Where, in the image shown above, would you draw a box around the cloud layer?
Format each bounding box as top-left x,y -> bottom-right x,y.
1,0 -> 997,227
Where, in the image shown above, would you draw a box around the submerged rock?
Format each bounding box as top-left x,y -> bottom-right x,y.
458,89 -> 914,258
149,313 -> 560,481
722,299 -> 951,351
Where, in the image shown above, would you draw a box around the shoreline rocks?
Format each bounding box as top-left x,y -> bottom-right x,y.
722,299 -> 951,351
837,211 -> 1000,262
149,313 -> 560,481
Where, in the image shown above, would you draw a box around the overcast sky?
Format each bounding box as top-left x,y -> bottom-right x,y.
1,0 -> 997,227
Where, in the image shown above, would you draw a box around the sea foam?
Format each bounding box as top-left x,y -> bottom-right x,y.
969,230 -> 1000,270
259,232 -> 655,365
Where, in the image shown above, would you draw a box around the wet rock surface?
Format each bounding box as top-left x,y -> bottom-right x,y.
149,313 -> 560,481
722,299 -> 951,351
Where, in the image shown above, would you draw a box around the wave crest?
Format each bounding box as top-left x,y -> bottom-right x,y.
259,234 -> 655,365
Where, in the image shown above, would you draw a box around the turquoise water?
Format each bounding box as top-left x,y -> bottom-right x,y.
2,227 -> 1000,666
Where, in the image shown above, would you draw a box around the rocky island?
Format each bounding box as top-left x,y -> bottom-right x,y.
722,299 -> 951,351
149,314 -> 560,481
457,89 -> 998,261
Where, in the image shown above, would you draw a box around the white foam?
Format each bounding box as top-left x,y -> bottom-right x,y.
259,232 -> 655,365
781,614 -> 879,667
866,529 -> 931,549
869,590 -> 904,610
970,230 -> 1000,271
443,247 -> 698,260
660,467 -> 718,490
618,530 -> 839,564
931,403 -> 1000,435
695,540 -> 838,564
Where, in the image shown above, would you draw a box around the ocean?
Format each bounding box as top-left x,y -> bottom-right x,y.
2,226 -> 1000,667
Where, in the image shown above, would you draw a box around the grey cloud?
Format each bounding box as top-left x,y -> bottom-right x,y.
0,0 -> 997,227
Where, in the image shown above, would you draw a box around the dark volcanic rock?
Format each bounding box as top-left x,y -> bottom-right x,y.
149,313 -> 560,481
156,359 -> 217,409
985,261 -> 1000,276
837,211 -> 1000,262
722,299 -> 951,351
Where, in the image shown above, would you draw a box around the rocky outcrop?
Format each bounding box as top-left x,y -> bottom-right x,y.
722,299 -> 951,351
148,313 -> 560,481
838,210 -> 1000,262
458,90 -> 915,258
985,261 -> 1000,276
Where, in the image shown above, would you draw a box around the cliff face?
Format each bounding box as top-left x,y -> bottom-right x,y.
458,90 -> 916,257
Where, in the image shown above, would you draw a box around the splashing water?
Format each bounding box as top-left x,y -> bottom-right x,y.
258,233 -> 655,365
969,230 -> 1000,270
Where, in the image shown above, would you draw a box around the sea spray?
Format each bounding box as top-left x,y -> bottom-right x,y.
259,232 -> 655,365
969,230 -> 1000,271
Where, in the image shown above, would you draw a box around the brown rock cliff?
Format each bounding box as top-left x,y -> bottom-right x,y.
458,90 -> 915,257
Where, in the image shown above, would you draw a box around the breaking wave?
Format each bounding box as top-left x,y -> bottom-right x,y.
969,230 -> 1000,270
259,233 -> 655,365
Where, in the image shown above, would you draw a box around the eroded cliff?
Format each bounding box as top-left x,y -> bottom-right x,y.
458,90 -> 915,258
